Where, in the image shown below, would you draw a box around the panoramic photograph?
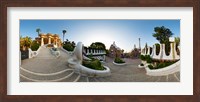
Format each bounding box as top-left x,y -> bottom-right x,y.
19,20 -> 180,82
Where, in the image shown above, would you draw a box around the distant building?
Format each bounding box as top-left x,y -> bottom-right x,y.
130,42 -> 141,59
108,42 -> 123,58
35,33 -> 62,47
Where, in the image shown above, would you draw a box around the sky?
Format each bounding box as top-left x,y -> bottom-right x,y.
20,20 -> 180,52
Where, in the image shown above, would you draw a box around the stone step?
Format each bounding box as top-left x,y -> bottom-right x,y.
20,76 -> 34,82
167,74 -> 179,82
143,76 -> 161,82
77,76 -> 89,82
88,77 -> 98,82
174,72 -> 180,81
20,68 -> 74,81
60,73 -> 80,82
156,76 -> 168,82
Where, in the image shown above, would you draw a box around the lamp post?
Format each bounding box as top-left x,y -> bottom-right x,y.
62,30 -> 67,45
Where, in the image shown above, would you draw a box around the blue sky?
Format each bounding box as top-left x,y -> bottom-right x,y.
20,20 -> 180,52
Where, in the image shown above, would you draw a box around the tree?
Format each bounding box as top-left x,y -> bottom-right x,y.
20,36 -> 32,51
36,28 -> 41,35
90,42 -> 106,50
153,26 -> 173,55
145,43 -> 148,54
62,30 -> 67,44
153,26 -> 173,44
31,40 -> 40,51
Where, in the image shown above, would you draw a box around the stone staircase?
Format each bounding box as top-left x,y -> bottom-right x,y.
20,46 -> 83,82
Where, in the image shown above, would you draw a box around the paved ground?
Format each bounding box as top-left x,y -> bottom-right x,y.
88,57 -> 180,82
20,47 -> 180,82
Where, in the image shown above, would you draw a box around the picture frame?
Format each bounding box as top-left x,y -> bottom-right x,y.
0,0 -> 199,102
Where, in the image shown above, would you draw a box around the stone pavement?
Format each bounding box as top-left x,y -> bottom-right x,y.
20,47 -> 180,82
88,57 -> 180,82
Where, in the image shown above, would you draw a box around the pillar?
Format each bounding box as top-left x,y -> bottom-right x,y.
48,37 -> 51,44
55,39 -> 57,46
41,37 -> 44,46
147,46 -> 150,55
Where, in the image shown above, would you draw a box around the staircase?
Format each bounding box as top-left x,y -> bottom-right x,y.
20,46 -> 84,82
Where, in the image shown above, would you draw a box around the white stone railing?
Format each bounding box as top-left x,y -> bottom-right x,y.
50,48 -> 60,57
84,49 -> 106,55
141,43 -> 180,61
152,44 -> 162,59
28,46 -> 42,58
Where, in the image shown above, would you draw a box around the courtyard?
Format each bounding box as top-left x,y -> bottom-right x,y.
20,46 -> 180,82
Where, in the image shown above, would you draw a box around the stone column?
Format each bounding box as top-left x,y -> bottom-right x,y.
48,37 -> 51,44
147,46 -> 150,55
55,38 -> 57,46
41,37 -> 44,46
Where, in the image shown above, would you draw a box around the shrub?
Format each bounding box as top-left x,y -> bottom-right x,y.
140,55 -> 145,60
146,56 -> 152,63
82,59 -> 105,70
148,65 -> 154,69
31,41 -> 40,51
88,54 -> 93,59
114,57 -> 125,63
63,43 -> 74,51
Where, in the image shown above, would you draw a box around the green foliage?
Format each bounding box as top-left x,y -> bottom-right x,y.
157,63 -> 165,68
140,55 -> 152,63
63,39 -> 75,51
148,61 -> 176,70
90,42 -> 106,50
20,36 -> 32,51
63,43 -> 74,51
146,56 -> 152,63
82,59 -> 105,70
36,28 -> 41,35
31,41 -> 40,51
140,55 -> 145,60
152,26 -> 173,44
148,65 -> 154,69
153,26 -> 174,55
114,57 -> 125,63
87,54 -> 95,60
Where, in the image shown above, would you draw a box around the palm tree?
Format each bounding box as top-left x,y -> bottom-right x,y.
36,28 -> 41,35
62,30 -> 67,44
23,36 -> 32,50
